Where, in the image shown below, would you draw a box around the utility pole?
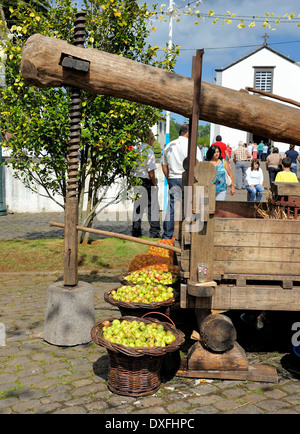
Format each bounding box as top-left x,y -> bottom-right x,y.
0,50 -> 7,216
165,0 -> 174,146
164,0 -> 175,211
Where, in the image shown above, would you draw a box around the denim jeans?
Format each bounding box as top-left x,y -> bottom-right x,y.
162,178 -> 182,239
246,184 -> 264,202
132,178 -> 160,238
291,163 -> 297,175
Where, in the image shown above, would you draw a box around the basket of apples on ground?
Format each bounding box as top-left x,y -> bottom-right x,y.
104,282 -> 176,317
118,269 -> 179,288
91,315 -> 185,397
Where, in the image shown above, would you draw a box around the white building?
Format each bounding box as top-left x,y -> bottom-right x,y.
210,41 -> 300,154
151,116 -> 166,149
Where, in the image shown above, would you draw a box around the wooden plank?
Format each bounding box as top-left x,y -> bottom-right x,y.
21,34 -> 300,146
214,218 -> 300,234
64,197 -> 78,286
211,285 -> 300,311
272,182 -> 300,197
189,163 -> 216,283
213,260 -> 300,276
188,342 -> 248,371
214,273 -> 300,282
180,283 -> 188,309
214,246 -> 300,263
187,49 -> 204,189
215,201 -> 258,219
214,231 -> 300,249
176,364 -> 278,383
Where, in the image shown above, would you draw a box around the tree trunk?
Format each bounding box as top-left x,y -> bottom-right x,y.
199,314 -> 237,352
21,34 -> 300,146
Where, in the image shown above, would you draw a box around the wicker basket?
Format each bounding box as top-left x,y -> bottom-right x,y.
104,288 -> 175,317
118,272 -> 178,287
91,315 -> 185,397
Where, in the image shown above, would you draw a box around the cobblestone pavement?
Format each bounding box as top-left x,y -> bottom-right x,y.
1,271 -> 300,415
1,203 -> 300,415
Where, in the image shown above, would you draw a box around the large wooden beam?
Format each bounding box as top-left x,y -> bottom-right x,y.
21,34 -> 300,146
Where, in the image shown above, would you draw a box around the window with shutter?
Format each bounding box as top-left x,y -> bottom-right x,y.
253,67 -> 275,93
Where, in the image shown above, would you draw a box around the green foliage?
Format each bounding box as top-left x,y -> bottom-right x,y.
152,139 -> 162,158
169,118 -> 180,142
197,124 -> 210,147
0,0 -> 179,234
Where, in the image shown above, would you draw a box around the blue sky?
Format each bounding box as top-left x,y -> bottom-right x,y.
76,1 -> 300,125
144,0 -> 300,125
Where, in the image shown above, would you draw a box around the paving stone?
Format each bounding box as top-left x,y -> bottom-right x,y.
133,396 -> 165,408
36,403 -> 62,414
192,384 -> 220,396
53,406 -> 87,414
282,393 -> 300,405
0,397 -> 19,409
85,400 -> 109,412
229,404 -> 263,414
269,408 -> 299,414
132,406 -> 167,414
263,389 -> 287,399
12,399 -> 42,413
188,394 -> 223,406
221,388 -> 245,399
103,404 -> 136,414
257,399 -> 290,412
166,400 -> 191,413
0,407 -> 13,414
214,398 -> 243,412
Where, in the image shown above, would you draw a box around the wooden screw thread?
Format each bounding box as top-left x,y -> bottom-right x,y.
67,89 -> 81,199
66,11 -> 86,199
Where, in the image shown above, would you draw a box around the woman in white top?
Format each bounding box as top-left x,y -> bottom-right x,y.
245,159 -> 264,202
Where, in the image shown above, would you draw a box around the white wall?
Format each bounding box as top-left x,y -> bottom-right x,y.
2,160 -> 167,215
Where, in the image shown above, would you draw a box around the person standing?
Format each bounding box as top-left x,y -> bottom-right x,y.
132,129 -> 161,238
257,140 -> 264,160
202,143 -> 208,160
283,144 -> 300,175
226,143 -> 232,162
211,135 -> 230,161
266,147 -> 282,185
252,142 -> 258,159
245,159 -> 264,202
162,124 -> 202,239
233,140 -> 252,190
247,142 -> 253,158
262,143 -> 268,161
206,145 -> 235,200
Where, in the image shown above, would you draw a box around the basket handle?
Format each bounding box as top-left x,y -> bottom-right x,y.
141,312 -> 175,327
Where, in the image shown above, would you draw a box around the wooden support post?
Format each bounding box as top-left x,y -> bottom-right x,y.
64,197 -> 79,286
189,162 -> 216,329
187,49 -> 204,189
63,11 -> 86,287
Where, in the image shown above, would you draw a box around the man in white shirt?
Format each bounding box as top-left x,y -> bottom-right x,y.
161,124 -> 202,239
132,130 -> 161,238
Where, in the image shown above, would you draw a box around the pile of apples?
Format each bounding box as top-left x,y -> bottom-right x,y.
124,270 -> 177,286
102,319 -> 176,347
111,284 -> 174,304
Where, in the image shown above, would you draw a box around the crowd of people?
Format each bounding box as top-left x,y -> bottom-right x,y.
204,137 -> 299,203
131,126 -> 299,241
130,126 -> 299,331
